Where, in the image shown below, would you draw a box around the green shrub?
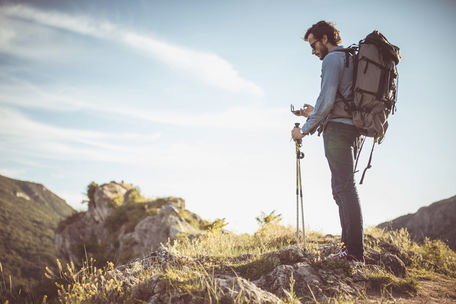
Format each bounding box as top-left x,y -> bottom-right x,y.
104,203 -> 152,233
256,210 -> 282,226
366,227 -> 456,277
111,194 -> 124,207
179,209 -> 201,230
232,255 -> 281,280
201,218 -> 228,232
365,269 -> 418,295
414,238 -> 456,277
86,182 -> 98,209
124,188 -> 145,204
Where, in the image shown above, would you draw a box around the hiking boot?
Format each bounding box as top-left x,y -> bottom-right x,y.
328,249 -> 365,265
328,249 -> 348,259
346,254 -> 365,264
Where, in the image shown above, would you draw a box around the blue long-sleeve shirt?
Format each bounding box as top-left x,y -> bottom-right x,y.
301,46 -> 354,134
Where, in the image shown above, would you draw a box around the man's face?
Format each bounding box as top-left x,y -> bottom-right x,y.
307,33 -> 328,61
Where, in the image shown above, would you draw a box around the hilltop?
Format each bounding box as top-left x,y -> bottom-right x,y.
46,224 -> 456,303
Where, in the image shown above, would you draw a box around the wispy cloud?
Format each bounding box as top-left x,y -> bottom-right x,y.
0,78 -> 286,129
122,32 -> 264,97
0,107 -> 162,162
0,168 -> 25,178
0,4 -> 264,97
0,107 -> 242,171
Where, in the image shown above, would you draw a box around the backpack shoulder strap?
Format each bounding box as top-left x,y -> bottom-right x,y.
333,45 -> 358,68
333,48 -> 351,68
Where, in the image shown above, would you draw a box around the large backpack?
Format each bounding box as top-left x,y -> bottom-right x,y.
336,31 -> 401,183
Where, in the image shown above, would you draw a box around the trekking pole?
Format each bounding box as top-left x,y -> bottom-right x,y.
293,122 -> 306,249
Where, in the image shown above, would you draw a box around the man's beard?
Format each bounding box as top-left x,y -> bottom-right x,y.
319,45 -> 329,60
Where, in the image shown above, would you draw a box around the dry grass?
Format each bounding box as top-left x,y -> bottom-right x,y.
37,224 -> 456,304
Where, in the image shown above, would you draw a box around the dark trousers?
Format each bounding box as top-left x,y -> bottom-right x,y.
323,122 -> 364,256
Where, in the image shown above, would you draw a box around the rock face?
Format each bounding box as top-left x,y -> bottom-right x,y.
88,181 -> 127,222
55,181 -> 202,266
378,195 -> 456,250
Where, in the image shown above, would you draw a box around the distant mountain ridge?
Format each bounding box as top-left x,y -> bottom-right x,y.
0,175 -> 74,218
378,195 -> 456,250
0,174 -> 75,301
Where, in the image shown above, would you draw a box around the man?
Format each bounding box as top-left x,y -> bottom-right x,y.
291,21 -> 364,262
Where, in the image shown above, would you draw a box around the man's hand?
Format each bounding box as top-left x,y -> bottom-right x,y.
292,104 -> 314,117
291,127 -> 306,141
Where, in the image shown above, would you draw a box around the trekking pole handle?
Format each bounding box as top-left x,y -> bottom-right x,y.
293,123 -> 305,159
293,123 -> 303,145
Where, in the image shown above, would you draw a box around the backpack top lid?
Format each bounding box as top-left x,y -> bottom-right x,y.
363,30 -> 401,65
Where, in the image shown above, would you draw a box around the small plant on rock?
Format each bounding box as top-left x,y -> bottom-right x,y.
256,210 -> 282,226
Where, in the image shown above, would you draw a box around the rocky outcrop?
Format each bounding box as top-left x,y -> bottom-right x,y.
55,181 -> 203,266
378,195 -> 456,250
105,240 -> 410,304
141,273 -> 284,304
88,181 -> 128,222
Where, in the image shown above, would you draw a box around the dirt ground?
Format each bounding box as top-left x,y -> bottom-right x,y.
366,272 -> 456,304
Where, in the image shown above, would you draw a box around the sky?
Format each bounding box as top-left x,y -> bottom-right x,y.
0,0 -> 455,235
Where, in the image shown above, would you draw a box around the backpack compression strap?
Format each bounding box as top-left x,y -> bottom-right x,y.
359,139 -> 376,184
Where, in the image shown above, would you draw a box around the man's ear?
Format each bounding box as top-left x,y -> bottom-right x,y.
322,34 -> 328,44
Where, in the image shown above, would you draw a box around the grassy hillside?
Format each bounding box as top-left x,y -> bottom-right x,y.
44,224 -> 456,304
0,175 -> 75,303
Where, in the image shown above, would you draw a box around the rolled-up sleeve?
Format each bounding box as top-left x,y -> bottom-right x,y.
301,53 -> 343,134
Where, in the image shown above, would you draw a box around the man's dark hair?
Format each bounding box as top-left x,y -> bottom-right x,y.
304,21 -> 342,45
